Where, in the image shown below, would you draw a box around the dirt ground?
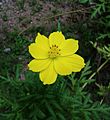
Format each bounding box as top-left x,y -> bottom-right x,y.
0,0 -> 73,35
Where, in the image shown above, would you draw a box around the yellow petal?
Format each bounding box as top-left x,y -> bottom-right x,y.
28,59 -> 52,72
39,62 -> 57,85
70,54 -> 85,72
54,57 -> 73,75
54,54 -> 85,75
60,39 -> 79,56
35,33 -> 49,50
29,43 -> 49,59
49,31 -> 65,46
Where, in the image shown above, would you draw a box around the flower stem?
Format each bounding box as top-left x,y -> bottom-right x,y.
58,17 -> 61,32
82,59 -> 109,89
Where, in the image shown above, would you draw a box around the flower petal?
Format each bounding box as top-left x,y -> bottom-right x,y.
54,54 -> 85,75
29,43 -> 49,59
39,62 -> 57,85
28,59 -> 52,72
49,31 -> 65,46
60,39 -> 79,56
69,54 -> 85,72
54,57 -> 73,75
35,33 -> 49,50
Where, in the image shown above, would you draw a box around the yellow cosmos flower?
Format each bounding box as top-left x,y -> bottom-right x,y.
28,31 -> 85,85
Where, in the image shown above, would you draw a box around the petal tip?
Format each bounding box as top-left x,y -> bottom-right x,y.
43,82 -> 46,85
28,64 -> 31,70
38,32 -> 41,36
57,31 -> 62,33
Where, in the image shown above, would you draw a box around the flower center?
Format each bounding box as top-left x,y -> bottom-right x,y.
48,45 -> 61,58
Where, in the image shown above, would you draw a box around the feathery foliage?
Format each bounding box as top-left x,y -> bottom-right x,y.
0,62 -> 110,120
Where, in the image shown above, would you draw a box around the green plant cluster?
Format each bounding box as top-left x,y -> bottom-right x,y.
0,62 -> 110,120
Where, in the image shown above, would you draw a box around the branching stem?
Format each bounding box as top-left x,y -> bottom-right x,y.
82,59 -> 109,89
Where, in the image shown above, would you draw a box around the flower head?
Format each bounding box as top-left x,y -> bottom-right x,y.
28,31 -> 85,85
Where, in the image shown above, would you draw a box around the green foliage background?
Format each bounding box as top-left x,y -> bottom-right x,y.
0,62 -> 110,120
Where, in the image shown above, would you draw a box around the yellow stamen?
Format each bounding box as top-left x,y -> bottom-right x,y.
48,44 -> 61,58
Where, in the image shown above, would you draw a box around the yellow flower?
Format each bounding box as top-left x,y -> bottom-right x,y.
28,31 -> 85,85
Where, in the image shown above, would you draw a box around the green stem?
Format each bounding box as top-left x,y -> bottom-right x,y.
58,17 -> 61,31
82,59 -> 109,89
